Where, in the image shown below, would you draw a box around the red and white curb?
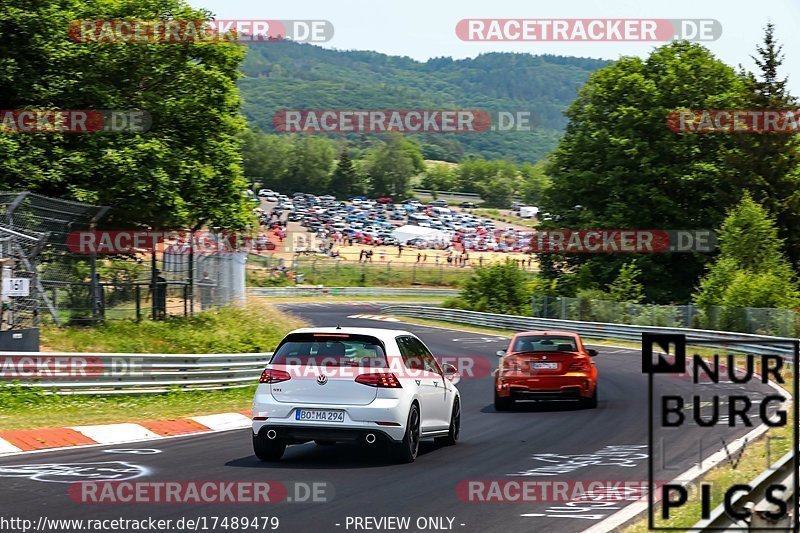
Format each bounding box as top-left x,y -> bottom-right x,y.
0,411 -> 252,456
347,314 -> 399,322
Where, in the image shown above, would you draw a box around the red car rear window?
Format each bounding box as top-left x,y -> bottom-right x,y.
512,336 -> 578,353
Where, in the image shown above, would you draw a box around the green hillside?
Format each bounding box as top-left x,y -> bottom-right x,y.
238,41 -> 610,162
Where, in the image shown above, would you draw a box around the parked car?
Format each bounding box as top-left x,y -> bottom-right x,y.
376,196 -> 393,204
494,330 -> 598,410
252,328 -> 461,463
429,199 -> 449,207
459,201 -> 475,209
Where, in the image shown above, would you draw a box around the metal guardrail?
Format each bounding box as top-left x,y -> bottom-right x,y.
411,189 -> 483,202
0,351 -> 273,395
379,306 -> 796,358
249,287 -> 460,298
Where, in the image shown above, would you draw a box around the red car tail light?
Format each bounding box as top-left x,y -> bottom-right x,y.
568,360 -> 589,371
503,359 -> 522,372
355,373 -> 402,388
260,369 -> 291,383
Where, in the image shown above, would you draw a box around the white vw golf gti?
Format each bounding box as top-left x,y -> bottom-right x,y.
252,328 -> 461,463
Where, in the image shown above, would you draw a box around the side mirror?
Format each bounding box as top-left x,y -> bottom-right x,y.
496,350 -> 507,357
441,363 -> 460,384
587,348 -> 599,357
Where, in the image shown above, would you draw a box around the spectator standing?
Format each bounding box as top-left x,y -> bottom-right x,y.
197,271 -> 216,311
147,269 -> 168,320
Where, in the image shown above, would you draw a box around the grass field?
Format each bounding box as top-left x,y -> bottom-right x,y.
248,261 -> 477,288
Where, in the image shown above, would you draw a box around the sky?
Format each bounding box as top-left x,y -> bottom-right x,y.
190,0 -> 800,95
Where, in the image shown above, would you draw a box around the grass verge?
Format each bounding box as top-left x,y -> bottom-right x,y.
40,298 -> 305,353
0,385 -> 258,431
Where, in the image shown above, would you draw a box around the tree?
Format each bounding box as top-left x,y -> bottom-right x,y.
0,0 -> 251,229
282,136 -> 336,193
329,147 -> 359,198
540,41 -> 747,302
364,134 -> 424,197
455,159 -> 518,206
727,23 -> 800,263
478,176 -> 515,208
608,261 -> 645,303
518,161 -> 551,206
241,129 -> 292,188
420,163 -> 457,192
694,194 -> 799,311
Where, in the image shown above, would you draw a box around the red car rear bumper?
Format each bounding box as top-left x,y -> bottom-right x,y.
495,373 -> 595,399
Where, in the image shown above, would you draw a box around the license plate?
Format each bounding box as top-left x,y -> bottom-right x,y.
295,409 -> 345,423
532,362 -> 559,370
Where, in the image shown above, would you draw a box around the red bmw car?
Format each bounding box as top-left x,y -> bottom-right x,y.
493,330 -> 598,410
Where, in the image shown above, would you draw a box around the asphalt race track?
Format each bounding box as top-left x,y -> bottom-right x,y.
0,303 -> 779,533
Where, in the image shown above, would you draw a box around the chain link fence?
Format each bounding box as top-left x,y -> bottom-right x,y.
0,224 -> 45,334
531,295 -> 799,337
0,192 -> 247,336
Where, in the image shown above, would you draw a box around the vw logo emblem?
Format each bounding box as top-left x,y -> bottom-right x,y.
542,356 -> 548,360
317,375 -> 328,385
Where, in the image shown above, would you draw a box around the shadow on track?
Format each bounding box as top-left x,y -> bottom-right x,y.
226,441 -> 441,470
480,400 -> 595,413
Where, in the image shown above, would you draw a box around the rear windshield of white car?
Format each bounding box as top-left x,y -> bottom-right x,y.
512,336 -> 578,353
270,333 -> 389,368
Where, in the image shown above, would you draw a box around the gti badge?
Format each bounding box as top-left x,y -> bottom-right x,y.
316,374 -> 328,385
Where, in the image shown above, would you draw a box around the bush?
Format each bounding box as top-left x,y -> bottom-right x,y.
454,260 -> 532,315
